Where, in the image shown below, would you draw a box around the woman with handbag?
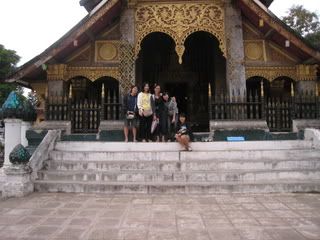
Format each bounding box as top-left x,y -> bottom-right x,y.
137,83 -> 155,142
123,85 -> 138,142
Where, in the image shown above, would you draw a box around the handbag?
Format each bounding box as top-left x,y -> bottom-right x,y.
126,112 -> 135,120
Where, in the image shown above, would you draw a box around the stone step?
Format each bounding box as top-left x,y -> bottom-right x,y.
37,169 -> 320,182
49,149 -> 320,161
34,179 -> 320,194
54,140 -> 313,152
46,158 -> 320,171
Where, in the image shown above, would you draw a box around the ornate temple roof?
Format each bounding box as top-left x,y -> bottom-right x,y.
4,0 -> 319,87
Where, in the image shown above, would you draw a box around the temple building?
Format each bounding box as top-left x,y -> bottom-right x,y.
6,0 -> 320,134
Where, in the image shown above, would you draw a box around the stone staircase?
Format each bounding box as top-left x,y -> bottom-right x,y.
34,140 -> 320,194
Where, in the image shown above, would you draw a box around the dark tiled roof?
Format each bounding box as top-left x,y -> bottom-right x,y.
79,0 -> 103,12
260,0 -> 274,7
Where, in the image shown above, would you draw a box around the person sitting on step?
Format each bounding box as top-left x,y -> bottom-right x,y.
175,113 -> 193,151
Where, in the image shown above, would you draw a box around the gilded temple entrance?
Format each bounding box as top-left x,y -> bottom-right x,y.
136,31 -> 226,132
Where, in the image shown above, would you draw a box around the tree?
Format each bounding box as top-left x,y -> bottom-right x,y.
306,31 -> 320,49
0,45 -> 20,106
0,44 -> 20,80
282,5 -> 320,49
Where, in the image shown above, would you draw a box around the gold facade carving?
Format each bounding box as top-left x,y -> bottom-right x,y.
296,64 -> 318,81
244,40 -> 264,61
134,1 -> 226,64
47,64 -> 68,81
267,43 -> 298,64
66,45 -> 91,64
66,67 -> 120,82
119,40 -> 135,93
47,65 -> 121,84
95,41 -> 120,62
246,65 -> 318,82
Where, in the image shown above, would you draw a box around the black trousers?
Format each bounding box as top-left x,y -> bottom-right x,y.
139,115 -> 153,141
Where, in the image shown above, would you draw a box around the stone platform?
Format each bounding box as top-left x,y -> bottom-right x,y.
0,193 -> 320,240
34,140 -> 320,194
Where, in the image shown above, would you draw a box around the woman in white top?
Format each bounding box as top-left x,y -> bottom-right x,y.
137,83 -> 155,142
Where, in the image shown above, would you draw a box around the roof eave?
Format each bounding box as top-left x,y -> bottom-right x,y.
6,0 -> 121,84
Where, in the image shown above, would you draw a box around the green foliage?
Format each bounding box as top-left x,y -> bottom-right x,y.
282,5 -> 320,49
282,5 -> 320,36
0,44 -> 20,80
306,31 -> 320,49
0,45 -> 21,105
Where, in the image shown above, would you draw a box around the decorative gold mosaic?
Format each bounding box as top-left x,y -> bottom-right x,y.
47,64 -> 68,81
47,64 -> 121,83
246,65 -> 318,82
119,40 -> 135,93
66,67 -> 120,82
244,40 -> 265,61
134,1 -> 226,64
95,41 -> 120,62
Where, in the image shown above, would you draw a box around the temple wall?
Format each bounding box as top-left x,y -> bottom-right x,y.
48,81 -> 65,96
296,81 -> 317,94
225,0 -> 246,96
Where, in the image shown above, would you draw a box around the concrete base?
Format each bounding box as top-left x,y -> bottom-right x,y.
32,121 -> 71,135
2,165 -> 34,198
210,120 -> 269,131
210,120 -> 269,141
305,128 -> 320,149
98,120 -> 124,141
21,121 -> 32,147
4,119 -> 22,167
99,120 -> 123,131
0,168 -> 4,194
293,119 -> 320,132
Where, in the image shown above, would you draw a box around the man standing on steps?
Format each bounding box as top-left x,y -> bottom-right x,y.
123,85 -> 138,142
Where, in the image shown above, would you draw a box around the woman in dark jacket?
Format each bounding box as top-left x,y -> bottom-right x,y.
153,85 -> 169,142
123,85 -> 138,142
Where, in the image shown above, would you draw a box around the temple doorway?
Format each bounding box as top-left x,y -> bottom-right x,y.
136,31 -> 226,132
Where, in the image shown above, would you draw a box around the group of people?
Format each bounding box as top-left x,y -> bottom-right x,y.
123,83 -> 192,151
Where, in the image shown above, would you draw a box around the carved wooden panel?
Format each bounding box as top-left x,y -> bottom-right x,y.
95,41 -> 120,62
135,1 -> 226,63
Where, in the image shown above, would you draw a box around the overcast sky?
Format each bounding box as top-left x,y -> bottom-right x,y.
0,0 -> 319,66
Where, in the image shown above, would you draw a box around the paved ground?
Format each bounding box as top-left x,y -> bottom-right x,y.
0,193 -> 320,240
